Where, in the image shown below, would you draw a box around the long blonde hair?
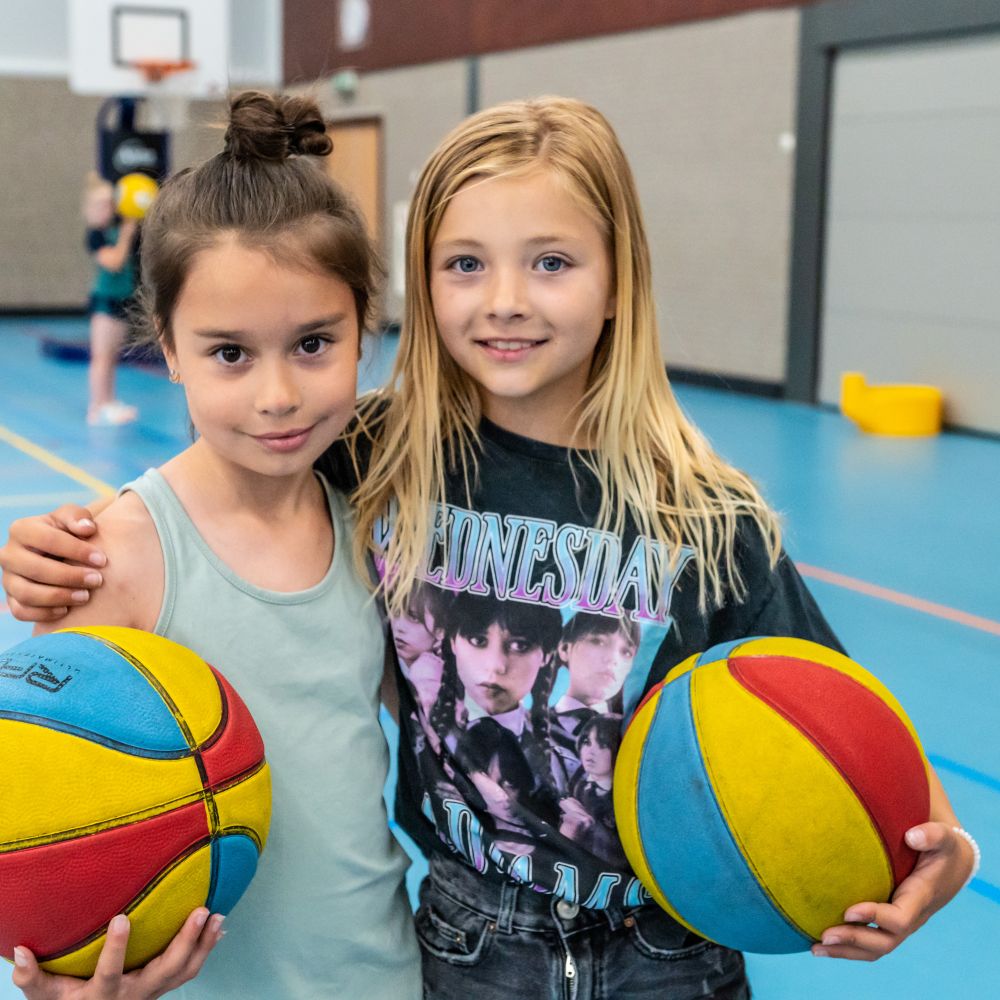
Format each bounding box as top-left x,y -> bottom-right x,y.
352,96 -> 780,616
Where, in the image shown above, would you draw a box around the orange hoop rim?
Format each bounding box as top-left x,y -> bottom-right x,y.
130,59 -> 196,83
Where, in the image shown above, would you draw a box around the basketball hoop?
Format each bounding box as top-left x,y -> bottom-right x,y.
130,59 -> 196,84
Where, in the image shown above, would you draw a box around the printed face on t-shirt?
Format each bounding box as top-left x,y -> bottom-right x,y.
578,731 -> 614,786
560,628 -> 637,706
452,622 -> 545,715
391,606 -> 438,666
469,756 -> 519,823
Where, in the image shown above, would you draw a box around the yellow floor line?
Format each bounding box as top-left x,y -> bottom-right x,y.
0,491 -> 97,509
0,425 -> 114,497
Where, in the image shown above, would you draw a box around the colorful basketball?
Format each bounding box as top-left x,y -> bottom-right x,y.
0,627 -> 270,976
614,636 -> 930,953
115,171 -> 159,219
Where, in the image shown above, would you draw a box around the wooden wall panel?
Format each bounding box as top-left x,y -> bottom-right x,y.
284,0 -> 813,81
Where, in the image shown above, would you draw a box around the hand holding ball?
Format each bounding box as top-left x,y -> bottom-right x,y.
116,172 -> 159,219
614,636 -> 930,953
0,627 -> 270,976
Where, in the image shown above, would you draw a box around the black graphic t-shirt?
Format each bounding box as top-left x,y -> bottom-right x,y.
318,417 -> 844,911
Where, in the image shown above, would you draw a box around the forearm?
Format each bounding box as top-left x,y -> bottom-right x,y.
927,767 -> 959,827
94,221 -> 138,271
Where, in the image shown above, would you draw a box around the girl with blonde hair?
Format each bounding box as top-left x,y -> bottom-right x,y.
350,96 -> 973,998
2,96 -> 977,998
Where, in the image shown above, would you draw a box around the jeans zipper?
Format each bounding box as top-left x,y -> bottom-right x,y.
564,947 -> 578,1000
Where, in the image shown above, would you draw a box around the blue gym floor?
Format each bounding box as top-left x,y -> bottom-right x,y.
1,316 -> 996,997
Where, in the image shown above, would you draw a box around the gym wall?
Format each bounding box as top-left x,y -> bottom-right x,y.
0,81 -> 224,311
316,7 -> 802,386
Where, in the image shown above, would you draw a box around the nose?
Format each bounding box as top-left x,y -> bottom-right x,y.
255,360 -> 301,416
486,265 -> 528,323
482,640 -> 509,678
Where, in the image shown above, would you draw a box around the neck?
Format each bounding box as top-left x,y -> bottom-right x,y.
162,441 -> 321,521
482,398 -> 591,448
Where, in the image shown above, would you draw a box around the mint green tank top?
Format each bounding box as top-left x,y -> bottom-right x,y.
121,469 -> 421,1000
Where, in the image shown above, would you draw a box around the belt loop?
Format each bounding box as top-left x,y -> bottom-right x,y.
496,878 -> 518,934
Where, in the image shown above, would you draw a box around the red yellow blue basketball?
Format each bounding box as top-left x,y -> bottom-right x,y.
0,627 -> 270,975
614,636 -> 930,953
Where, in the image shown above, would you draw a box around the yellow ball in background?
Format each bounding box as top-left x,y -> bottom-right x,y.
116,172 -> 159,220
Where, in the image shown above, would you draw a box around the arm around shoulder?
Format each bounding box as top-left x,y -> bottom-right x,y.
33,492 -> 163,636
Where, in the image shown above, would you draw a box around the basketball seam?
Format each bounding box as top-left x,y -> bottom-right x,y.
691,665 -> 815,944
79,632 -> 222,838
0,711 -> 194,759
36,836 -> 214,962
0,792 -> 212,853
730,656 -> 903,889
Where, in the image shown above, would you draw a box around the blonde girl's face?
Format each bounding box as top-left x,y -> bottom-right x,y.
429,167 -> 615,445
163,236 -> 360,480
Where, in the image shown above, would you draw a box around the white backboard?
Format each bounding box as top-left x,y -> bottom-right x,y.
68,0 -> 229,97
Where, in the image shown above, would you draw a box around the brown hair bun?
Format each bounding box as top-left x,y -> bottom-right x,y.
225,91 -> 333,161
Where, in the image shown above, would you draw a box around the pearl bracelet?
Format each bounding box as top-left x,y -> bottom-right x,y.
953,827 -> 981,890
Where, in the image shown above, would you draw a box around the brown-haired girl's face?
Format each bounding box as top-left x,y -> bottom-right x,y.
428,167 -> 615,445
163,235 -> 359,480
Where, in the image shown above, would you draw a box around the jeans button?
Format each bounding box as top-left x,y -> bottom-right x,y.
556,900 -> 580,920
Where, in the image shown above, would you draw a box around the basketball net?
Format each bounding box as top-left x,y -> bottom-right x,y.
130,60 -> 197,132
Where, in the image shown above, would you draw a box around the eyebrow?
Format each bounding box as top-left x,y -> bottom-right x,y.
434,235 -> 578,251
193,313 -> 348,339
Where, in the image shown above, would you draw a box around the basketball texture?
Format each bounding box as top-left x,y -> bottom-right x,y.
614,636 -> 930,954
0,627 -> 271,976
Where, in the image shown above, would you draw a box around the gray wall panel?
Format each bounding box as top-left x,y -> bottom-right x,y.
0,77 -> 224,310
479,11 -> 801,382
822,313 -> 998,432
818,34 -> 1000,433
317,60 -> 470,323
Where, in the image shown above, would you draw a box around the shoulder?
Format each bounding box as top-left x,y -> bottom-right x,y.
85,228 -> 106,252
96,491 -> 163,600
33,491 -> 163,635
81,492 -> 163,630
712,519 -> 845,653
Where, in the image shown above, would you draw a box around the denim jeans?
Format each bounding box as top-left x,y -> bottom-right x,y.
417,855 -> 750,1000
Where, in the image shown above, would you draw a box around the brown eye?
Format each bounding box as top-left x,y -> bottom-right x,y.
216,345 -> 245,364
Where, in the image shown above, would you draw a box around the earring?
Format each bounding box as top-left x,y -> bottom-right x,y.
168,369 -> 180,384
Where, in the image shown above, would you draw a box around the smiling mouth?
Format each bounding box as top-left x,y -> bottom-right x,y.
477,338 -> 546,353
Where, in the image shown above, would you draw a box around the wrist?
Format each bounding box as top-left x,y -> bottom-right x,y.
952,827 -> 981,889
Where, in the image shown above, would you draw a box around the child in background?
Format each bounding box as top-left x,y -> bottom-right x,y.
81,172 -> 140,426
5,92 -> 420,1000
2,96 -> 980,998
